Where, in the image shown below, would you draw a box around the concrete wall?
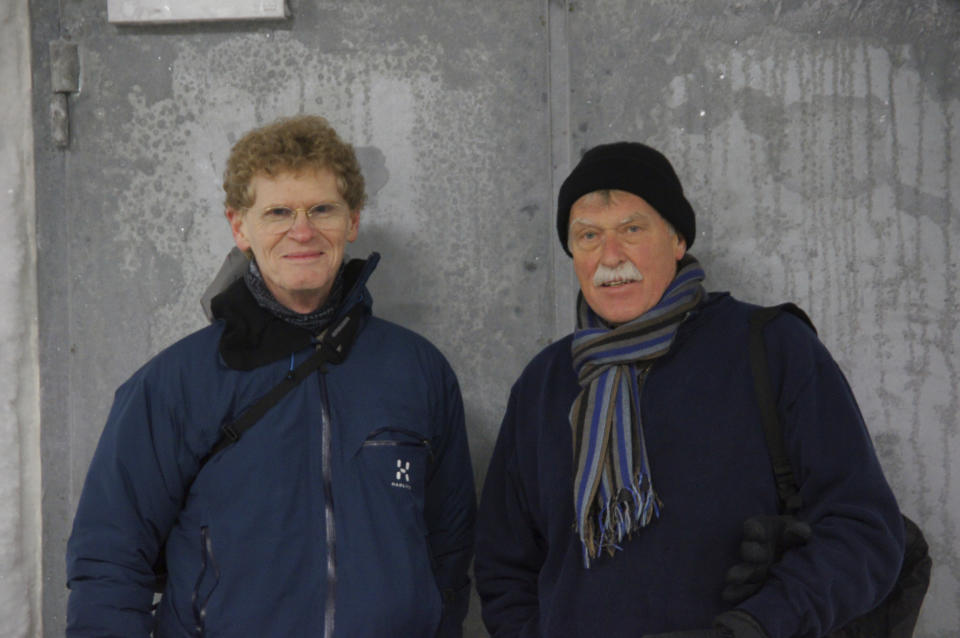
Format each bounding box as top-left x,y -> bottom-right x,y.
22,1 -> 959,636
0,1 -> 43,637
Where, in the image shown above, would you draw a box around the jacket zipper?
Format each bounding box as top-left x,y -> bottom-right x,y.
191,525 -> 220,637
318,374 -> 337,638
362,436 -> 433,464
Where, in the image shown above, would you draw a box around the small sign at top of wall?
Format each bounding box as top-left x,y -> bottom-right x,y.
107,0 -> 288,24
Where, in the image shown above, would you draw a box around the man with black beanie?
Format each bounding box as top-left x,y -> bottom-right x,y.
474,142 -> 905,637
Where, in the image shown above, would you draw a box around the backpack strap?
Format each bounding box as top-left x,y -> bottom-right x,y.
748,303 -> 815,515
202,302 -> 366,464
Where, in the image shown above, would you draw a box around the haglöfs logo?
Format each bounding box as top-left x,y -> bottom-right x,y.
391,459 -> 412,490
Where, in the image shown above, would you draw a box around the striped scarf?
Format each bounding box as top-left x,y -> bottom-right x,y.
570,255 -> 705,566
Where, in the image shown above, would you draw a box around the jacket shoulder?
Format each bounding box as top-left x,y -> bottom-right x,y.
347,315 -> 462,399
360,316 -> 452,363
508,335 -> 576,399
108,323 -> 230,433
687,293 -> 816,344
525,335 -> 573,374
129,322 -> 226,382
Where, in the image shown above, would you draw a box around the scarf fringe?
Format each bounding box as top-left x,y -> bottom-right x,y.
582,480 -> 662,566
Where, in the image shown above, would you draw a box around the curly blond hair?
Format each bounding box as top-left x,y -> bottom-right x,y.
223,115 -> 366,212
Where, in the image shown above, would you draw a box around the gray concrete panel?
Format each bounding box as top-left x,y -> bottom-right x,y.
561,1 -> 959,634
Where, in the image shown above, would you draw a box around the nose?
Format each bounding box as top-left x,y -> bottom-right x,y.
599,232 -> 626,265
287,210 -> 318,241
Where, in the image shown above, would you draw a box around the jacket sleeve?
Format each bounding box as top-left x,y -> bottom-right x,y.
66,368 -> 194,637
425,363 -> 477,638
474,390 -> 545,638
739,315 -> 906,638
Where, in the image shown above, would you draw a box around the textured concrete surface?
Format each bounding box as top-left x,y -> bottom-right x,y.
21,0 -> 959,636
0,1 -> 42,637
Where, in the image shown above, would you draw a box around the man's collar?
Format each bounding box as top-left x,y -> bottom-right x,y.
210,253 -> 379,370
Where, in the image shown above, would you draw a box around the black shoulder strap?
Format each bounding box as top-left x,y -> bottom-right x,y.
201,303 -> 366,465
748,303 -> 815,515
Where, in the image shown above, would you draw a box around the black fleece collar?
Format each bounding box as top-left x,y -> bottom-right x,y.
210,254 -> 379,370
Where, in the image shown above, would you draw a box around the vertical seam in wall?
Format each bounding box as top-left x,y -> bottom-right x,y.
56,0 -> 77,525
28,3 -> 44,635
547,0 -> 572,338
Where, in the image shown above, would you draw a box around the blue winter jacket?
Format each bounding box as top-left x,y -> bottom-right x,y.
67,255 -> 476,637
475,292 -> 904,638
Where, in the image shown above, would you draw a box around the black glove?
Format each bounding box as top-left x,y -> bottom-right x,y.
721,514 -> 812,603
714,610 -> 769,638
641,630 -> 721,638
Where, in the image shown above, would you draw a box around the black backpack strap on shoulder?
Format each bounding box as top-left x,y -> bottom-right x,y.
748,303 -> 814,515
203,302 -> 366,464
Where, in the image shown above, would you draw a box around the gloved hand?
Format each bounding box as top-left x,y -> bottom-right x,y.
721,514 -> 812,603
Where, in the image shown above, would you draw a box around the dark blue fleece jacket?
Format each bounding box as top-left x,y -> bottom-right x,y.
475,292 -> 903,638
67,256 -> 476,637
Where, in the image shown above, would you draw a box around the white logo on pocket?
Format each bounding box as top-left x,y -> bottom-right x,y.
391,459 -> 412,490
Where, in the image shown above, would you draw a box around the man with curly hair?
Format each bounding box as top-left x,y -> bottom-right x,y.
66,115 -> 476,637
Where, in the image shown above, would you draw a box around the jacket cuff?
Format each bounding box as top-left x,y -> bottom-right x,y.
714,610 -> 769,638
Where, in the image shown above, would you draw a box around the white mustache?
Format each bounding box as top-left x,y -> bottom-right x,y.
593,262 -> 644,287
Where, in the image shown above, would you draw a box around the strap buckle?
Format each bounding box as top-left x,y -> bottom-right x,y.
220,423 -> 240,443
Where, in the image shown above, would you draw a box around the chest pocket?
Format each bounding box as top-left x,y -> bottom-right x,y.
355,426 -> 433,518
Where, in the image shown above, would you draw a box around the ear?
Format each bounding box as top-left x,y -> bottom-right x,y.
673,233 -> 688,261
346,211 -> 360,243
225,208 -> 251,253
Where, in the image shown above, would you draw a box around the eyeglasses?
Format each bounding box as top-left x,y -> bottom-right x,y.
250,203 -> 352,233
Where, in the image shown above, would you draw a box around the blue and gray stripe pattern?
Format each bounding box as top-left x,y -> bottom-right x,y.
570,255 -> 705,566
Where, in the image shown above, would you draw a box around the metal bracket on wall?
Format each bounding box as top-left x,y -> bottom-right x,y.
50,41 -> 80,149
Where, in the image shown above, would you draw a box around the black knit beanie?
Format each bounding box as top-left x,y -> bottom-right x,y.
556,142 -> 696,256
